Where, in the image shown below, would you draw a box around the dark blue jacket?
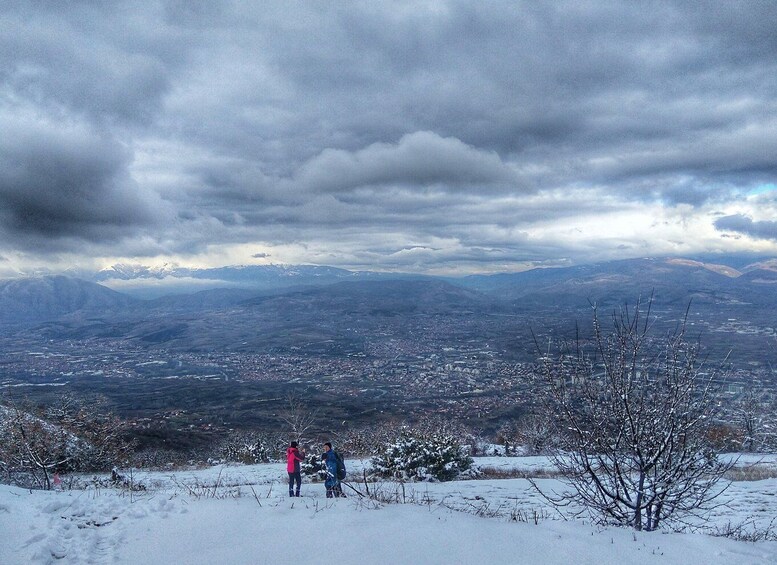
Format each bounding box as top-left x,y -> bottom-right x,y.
323,450 -> 338,487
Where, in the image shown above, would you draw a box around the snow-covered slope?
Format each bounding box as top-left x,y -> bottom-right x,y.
1,458 -> 776,565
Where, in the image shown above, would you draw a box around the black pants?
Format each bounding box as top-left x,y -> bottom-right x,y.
288,472 -> 301,496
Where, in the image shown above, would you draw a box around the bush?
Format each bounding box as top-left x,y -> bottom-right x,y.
300,455 -> 326,480
369,428 -> 474,482
218,431 -> 283,464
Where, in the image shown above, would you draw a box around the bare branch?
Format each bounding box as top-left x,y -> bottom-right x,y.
532,299 -> 733,531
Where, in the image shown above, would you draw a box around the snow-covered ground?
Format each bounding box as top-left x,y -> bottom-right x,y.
2,456 -> 776,564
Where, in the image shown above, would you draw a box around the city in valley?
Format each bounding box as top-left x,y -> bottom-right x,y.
2,278 -> 776,460
2,259 -> 777,460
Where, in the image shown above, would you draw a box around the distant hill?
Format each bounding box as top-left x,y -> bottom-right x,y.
739,269 -> 777,284
1,257 -> 776,367
143,288 -> 262,313
739,259 -> 777,284
244,279 -> 495,316
742,258 -> 777,273
90,263 -> 429,298
2,257 -> 776,353
6,278 -> 500,353
0,276 -> 136,323
76,257 -> 777,308
455,257 -> 774,309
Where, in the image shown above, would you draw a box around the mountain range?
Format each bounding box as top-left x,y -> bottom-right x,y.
2,257 -> 776,325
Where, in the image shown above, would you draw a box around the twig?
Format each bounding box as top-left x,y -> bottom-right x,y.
249,486 -> 263,507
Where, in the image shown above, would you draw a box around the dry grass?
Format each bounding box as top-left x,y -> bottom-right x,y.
724,463 -> 777,482
476,466 -> 564,480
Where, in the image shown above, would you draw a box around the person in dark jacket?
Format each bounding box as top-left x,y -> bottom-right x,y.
286,441 -> 305,497
321,442 -> 345,498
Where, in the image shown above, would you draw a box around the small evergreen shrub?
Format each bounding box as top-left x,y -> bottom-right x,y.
219,433 -> 273,464
369,429 -> 474,482
300,455 -> 326,480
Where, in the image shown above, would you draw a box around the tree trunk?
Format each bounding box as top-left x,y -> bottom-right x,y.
633,471 -> 645,530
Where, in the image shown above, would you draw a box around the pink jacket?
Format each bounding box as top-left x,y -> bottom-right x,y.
286,447 -> 304,472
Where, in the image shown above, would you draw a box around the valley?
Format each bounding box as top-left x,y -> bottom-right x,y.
2,257 -> 777,455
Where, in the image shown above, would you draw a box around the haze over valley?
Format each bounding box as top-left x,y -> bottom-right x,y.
2,256 -> 776,455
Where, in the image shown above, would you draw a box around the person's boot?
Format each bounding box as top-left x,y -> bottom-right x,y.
289,490 -> 294,497
295,490 -> 300,497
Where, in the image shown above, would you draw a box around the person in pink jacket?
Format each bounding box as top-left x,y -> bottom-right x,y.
286,441 -> 305,497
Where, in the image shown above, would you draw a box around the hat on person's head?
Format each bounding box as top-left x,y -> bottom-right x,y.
291,441 -> 298,448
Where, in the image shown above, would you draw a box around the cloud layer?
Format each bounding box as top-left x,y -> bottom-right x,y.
2,1 -> 776,276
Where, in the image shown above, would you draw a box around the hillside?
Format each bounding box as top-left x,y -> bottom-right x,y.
0,275 -> 136,323
2,458 -> 776,564
456,257 -> 761,307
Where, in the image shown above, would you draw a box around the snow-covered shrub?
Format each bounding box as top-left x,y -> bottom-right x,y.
300,454 -> 326,480
219,432 -> 274,464
339,418 -> 477,458
369,429 -> 474,482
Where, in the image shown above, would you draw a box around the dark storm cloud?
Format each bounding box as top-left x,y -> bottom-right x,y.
1,1 -> 776,271
715,215 -> 777,242
0,116 -> 160,247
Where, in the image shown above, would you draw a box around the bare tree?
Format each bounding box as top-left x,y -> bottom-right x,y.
532,298 -> 733,531
0,402 -> 72,490
495,416 -> 554,456
732,388 -> 777,452
515,413 -> 556,455
280,393 -> 317,445
0,395 -> 134,490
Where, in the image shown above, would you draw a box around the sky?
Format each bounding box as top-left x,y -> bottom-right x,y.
1,1 -> 777,278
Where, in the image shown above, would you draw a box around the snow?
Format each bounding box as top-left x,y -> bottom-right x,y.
2,457 -> 776,565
